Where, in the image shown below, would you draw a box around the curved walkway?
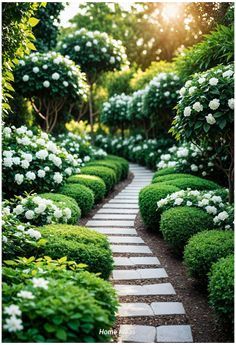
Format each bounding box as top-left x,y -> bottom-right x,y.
86,163 -> 193,343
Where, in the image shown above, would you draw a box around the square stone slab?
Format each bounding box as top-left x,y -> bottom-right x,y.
97,208 -> 137,214
151,302 -> 185,315
92,214 -> 136,220
138,268 -> 168,279
102,204 -> 139,209
111,245 -> 152,254
119,325 -> 156,343
146,283 -> 176,295
156,325 -> 193,342
118,303 -> 154,317
130,256 -> 160,265
86,220 -> 134,227
90,228 -> 137,235
115,283 -> 176,296
108,236 -> 144,244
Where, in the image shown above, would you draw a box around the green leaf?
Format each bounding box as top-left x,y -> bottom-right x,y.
4,260 -> 17,265
52,315 -> 63,325
68,320 -> 80,331
203,123 -> 210,133
27,42 -> 37,51
56,329 -> 67,341
44,323 -> 55,333
218,118 -> 227,129
29,17 -> 40,27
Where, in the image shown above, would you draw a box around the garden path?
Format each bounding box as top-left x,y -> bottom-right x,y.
86,163 -> 193,343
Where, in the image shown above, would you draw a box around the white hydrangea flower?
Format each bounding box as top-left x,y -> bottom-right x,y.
228,98 -> 234,110
205,114 -> 216,125
63,81 -> 69,87
3,157 -> 13,168
37,170 -> 46,178
198,77 -> 206,84
33,67 -> 39,73
174,198 -> 184,205
14,205 -> 24,215
26,171 -> 36,180
42,64 -> 48,69
25,210 -> 35,220
31,277 -> 49,289
22,75 -> 29,82
14,174 -> 24,185
86,41 -> 92,47
4,304 -> 22,317
3,316 -> 23,332
25,229 -> 41,240
184,106 -> 191,117
193,102 -> 203,112
74,45 -> 80,51
36,150 -> 48,160
190,164 -> 198,172
43,81 -> 50,88
21,160 -> 30,169
17,290 -> 35,299
205,205 -> 217,215
209,77 -> 218,86
110,56 -> 115,64
222,69 -> 233,78
209,99 -> 220,110
51,72 -> 60,80
53,172 -> 63,184
189,86 -> 197,95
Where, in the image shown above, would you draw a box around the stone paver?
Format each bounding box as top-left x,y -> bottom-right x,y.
102,204 -> 139,209
156,325 -> 193,343
114,256 -> 159,266
112,268 -> 167,280
108,199 -> 138,204
151,302 -> 185,315
115,283 -> 176,296
93,214 -> 136,220
97,208 -> 137,214
118,303 -> 154,317
89,228 -> 137,235
108,236 -> 144,244
86,220 -> 134,227
111,245 -> 152,254
138,268 -> 168,279
119,325 -> 156,343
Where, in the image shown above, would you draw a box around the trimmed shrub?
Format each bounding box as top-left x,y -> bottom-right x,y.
184,230 -> 234,283
39,224 -> 109,250
86,160 -> 121,182
153,167 -> 178,179
59,184 -> 94,216
160,176 -> 220,191
139,184 -> 180,229
39,193 -> 81,224
160,206 -> 213,254
208,255 -> 234,325
106,154 -> 129,179
152,173 -> 194,184
80,166 -> 116,193
67,174 -> 106,203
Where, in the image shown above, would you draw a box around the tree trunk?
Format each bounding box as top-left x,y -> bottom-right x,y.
88,82 -> 94,142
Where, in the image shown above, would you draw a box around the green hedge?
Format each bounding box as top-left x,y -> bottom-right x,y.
184,230 -> 234,283
80,166 -> 116,193
158,176 -> 220,191
208,255 -> 234,325
59,184 -> 94,217
39,193 -> 81,224
85,160 -> 121,182
160,206 -> 213,255
38,226 -> 113,279
152,173 -> 194,184
139,184 -> 180,229
67,174 -> 106,203
153,167 -> 178,179
106,154 -> 129,179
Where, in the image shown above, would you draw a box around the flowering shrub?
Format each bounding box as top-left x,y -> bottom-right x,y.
14,52 -> 88,132
101,93 -> 131,131
157,189 -> 233,230
2,126 -> 81,197
58,28 -> 128,78
11,194 -> 73,226
2,208 -> 43,260
128,88 -> 148,123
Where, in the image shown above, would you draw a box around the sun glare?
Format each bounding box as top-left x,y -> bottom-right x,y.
162,3 -> 182,21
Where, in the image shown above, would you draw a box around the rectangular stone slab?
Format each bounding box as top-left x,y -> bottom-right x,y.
115,283 -> 176,296
102,204 -> 139,209
130,256 -> 160,265
118,325 -> 156,343
97,208 -> 137,214
112,268 -> 167,280
138,268 -> 168,279
89,228 -> 137,235
92,214 -> 136,220
111,245 -> 152,254
86,220 -> 134,227
118,303 -> 154,317
156,325 -> 193,342
108,200 -> 139,204
151,302 -> 185,315
108,236 -> 144,244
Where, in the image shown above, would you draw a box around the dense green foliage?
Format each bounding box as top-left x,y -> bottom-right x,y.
67,174 -> 106,203
152,173 -> 195,184
184,230 -> 234,283
59,184 -> 94,216
160,176 -> 220,191
153,167 -> 178,178
208,255 -> 234,325
105,155 -> 129,179
86,159 -> 122,182
139,184 -> 180,229
160,206 -> 213,254
80,166 -> 116,193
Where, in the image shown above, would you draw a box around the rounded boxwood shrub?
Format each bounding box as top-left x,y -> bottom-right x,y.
161,176 -> 220,191
39,224 -> 109,250
208,255 -> 234,325
59,184 -> 94,216
106,154 -> 129,179
39,193 -> 81,224
80,166 -> 116,193
160,206 -> 213,255
139,184 -> 180,229
152,173 -> 194,184
67,174 -> 106,203
184,230 -> 234,283
153,167 -> 178,179
86,160 -> 121,182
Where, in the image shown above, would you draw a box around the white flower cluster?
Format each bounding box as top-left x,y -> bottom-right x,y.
157,189 -> 233,229
101,93 -> 131,125
128,88 -> 148,121
12,195 -> 72,226
3,126 -> 81,194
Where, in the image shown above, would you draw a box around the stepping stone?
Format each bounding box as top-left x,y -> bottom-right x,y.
114,196 -> 138,200
156,325 -> 193,343
102,204 -> 139,209
93,214 -> 136,220
108,200 -> 138,204
118,303 -> 154,317
112,268 -> 167,280
97,208 -> 137,214
108,236 -> 144,244
114,257 -> 132,266
111,245 -> 152,254
89,228 -> 137,235
115,283 -> 176,296
119,325 -> 156,343
138,268 -> 168,279
130,256 -> 160,265
151,302 -> 185,315
86,220 -> 134,227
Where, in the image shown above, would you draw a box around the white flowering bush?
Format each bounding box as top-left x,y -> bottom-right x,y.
171,64 -> 234,202
101,93 -> 131,132
2,126 -> 81,197
14,52 -> 88,132
11,195 -> 73,226
128,88 -> 148,122
157,189 -> 233,230
156,142 -> 215,177
58,28 -> 128,79
2,208 -> 43,260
